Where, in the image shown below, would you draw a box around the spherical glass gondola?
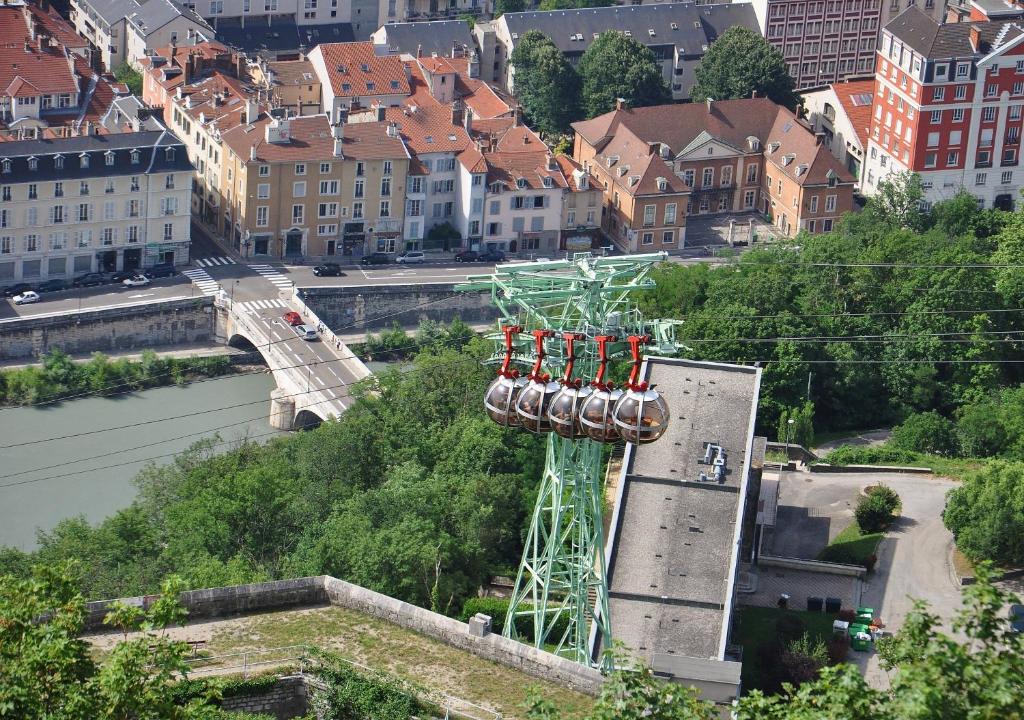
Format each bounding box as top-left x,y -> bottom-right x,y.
548,384 -> 593,439
484,374 -> 527,427
578,387 -> 624,443
611,387 -> 670,444
515,377 -> 561,433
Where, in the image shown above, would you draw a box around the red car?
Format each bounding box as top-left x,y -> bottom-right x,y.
283,311 -> 303,326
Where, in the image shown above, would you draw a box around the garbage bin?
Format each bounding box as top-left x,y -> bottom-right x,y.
825,597 -> 842,613
807,596 -> 824,612
849,624 -> 872,652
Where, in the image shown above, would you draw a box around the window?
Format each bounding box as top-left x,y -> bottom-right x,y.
643,205 -> 656,226
683,169 -> 695,187
933,86 -> 945,101
291,204 -> 304,224
50,205 -> 64,224
352,202 -> 362,219
130,177 -> 139,192
317,224 -> 337,236
810,196 -> 819,213
101,228 -> 115,246
79,154 -> 89,169
409,177 -> 423,193
929,110 -> 941,124
126,226 -> 139,243
948,151 -> 960,165
24,234 -> 38,252
952,108 -> 965,122
77,203 -> 91,222
54,155 -> 63,170
0,186 -> 8,202
381,178 -> 391,197
383,161 -> 392,176
379,201 -> 391,217
50,232 -> 66,250
662,230 -> 674,244
105,179 -> 115,194
259,165 -> 270,177
469,220 -> 480,236
295,163 -> 306,175
530,216 -> 544,232
103,202 -> 115,220
210,0 -> 223,14
163,223 -> 173,242
160,197 -> 178,215
927,131 -> 940,147
664,203 -> 676,225
105,152 -> 115,167
318,202 -> 338,218
407,200 -> 422,216
702,168 -> 714,188
355,161 -> 365,177
130,149 -> 140,165
126,199 -> 140,218
27,183 -> 36,200
955,85 -> 967,100
744,190 -> 756,209
318,180 -> 338,196
354,180 -> 364,198
256,206 -> 269,226
925,152 -> 937,168
746,164 -> 758,183
75,230 -> 90,247
294,181 -> 306,197
950,130 -> 963,145
641,232 -> 654,245
983,107 -> 997,122
0,236 -> 10,253
1002,171 -> 1013,184
319,162 -> 331,174
825,195 -> 836,212
1005,147 -> 1018,163
487,222 -> 501,236
975,172 -> 987,186
721,166 -> 733,186
567,210 -> 576,226
533,195 -> 545,209
79,181 -> 89,196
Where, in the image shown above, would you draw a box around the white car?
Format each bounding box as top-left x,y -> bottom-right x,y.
396,251 -> 425,264
13,290 -> 39,305
122,275 -> 151,287
293,324 -> 318,340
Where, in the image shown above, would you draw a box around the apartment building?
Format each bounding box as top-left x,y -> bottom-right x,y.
0,39 -> 79,126
219,114 -> 411,258
376,0 -> 487,27
370,19 -> 476,58
572,98 -> 855,248
0,0 -> 89,59
751,0 -> 947,90
0,129 -> 193,284
70,0 -> 211,70
308,41 -> 411,122
250,56 -> 322,115
555,154 -> 604,252
802,77 -> 874,183
490,3 -> 759,101
862,7 -> 1024,208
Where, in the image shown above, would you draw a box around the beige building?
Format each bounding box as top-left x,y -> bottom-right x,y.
251,56 -> 322,117
219,114 -> 412,259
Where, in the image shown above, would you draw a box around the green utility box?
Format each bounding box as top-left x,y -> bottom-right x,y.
849,623 -> 872,652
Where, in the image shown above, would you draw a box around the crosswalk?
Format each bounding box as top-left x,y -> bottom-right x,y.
194,256 -> 236,268
250,264 -> 293,290
181,268 -> 221,296
235,298 -> 288,314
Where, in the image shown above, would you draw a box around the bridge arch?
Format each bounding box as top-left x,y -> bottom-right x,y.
227,333 -> 260,352
294,409 -> 325,430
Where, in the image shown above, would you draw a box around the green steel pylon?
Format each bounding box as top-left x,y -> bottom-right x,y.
457,252 -> 679,666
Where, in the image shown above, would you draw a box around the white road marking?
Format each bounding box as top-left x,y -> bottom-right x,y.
127,293 -> 155,298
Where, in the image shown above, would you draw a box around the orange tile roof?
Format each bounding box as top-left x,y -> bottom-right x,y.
485,150 -> 568,191
418,55 -> 458,75
494,123 -> 546,153
0,4 -> 85,50
443,56 -> 514,120
829,78 -> 875,152
0,42 -> 77,98
457,145 -> 487,172
382,102 -> 471,154
554,154 -> 596,192
222,114 -> 409,163
316,42 -> 410,98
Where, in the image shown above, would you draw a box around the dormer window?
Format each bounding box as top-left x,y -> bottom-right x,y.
391,80 -> 399,90
795,164 -> 808,176
366,82 -> 375,91
517,177 -> 527,189
782,154 -> 795,166
165,147 -> 175,161
105,151 -> 115,166
130,149 -> 140,164
0,158 -> 10,174
543,176 -> 553,188
747,136 -> 761,151
827,169 -> 838,187
656,176 -> 668,191
360,63 -> 369,72
767,142 -> 780,153
54,154 -> 64,169
342,83 -> 351,92
490,182 -> 502,193
28,156 -> 37,170
79,153 -> 90,169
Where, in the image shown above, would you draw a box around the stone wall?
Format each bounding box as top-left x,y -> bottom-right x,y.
220,675 -> 313,719
0,297 -> 216,361
300,284 -> 497,331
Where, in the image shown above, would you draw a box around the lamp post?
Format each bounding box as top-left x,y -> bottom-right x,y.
784,417 -> 795,469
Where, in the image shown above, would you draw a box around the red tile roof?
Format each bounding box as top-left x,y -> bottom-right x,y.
315,42 -> 410,98
418,55 -> 458,75
381,102 -> 471,154
0,42 -> 77,98
0,4 -> 85,50
829,78 -> 875,151
486,150 -> 567,191
222,114 -> 409,163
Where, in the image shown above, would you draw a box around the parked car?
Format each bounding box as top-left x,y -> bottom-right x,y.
454,250 -> 479,263
3,282 -> 34,297
144,262 -> 177,278
12,290 -> 40,305
478,250 -> 506,263
396,251 -> 425,264
122,275 -> 151,287
73,272 -> 107,287
313,263 -> 343,277
36,279 -> 67,293
283,311 -> 303,326
293,324 -> 318,340
109,271 -> 135,283
360,253 -> 390,266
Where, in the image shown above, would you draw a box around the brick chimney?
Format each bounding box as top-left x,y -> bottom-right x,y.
969,25 -> 981,52
615,97 -> 627,111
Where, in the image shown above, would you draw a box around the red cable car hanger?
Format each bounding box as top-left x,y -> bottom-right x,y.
624,334 -> 652,391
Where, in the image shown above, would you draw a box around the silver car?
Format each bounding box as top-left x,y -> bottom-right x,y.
293,324 -> 318,340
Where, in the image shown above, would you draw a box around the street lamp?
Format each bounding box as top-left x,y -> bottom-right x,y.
784,417 -> 795,469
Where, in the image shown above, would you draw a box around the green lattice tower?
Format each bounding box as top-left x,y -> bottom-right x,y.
457,252 -> 678,666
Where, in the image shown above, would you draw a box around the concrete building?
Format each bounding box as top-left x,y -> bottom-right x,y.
219,114 -> 411,259
0,128 -> 193,284
572,98 -> 856,249
802,77 -> 874,184
862,6 -> 1024,208
490,3 -> 760,100
599,356 -> 760,699
69,0 -> 211,70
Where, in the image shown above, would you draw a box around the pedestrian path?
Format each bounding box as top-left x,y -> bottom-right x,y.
235,298 -> 288,313
181,268 -> 221,296
250,264 -> 293,290
194,256 -> 237,267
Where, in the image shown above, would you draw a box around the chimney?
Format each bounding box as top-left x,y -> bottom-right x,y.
376,104 -> 386,122
451,100 -> 463,126
969,25 -> 981,52
815,132 -> 826,146
706,97 -> 714,112
615,97 -> 627,111
469,50 -> 480,79
332,119 -> 344,157
245,99 -> 258,124
416,44 -> 422,58
249,145 -> 256,161
751,89 -> 758,98
171,42 -> 177,58
452,40 -> 459,58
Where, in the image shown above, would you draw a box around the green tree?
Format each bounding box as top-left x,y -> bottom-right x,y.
113,62 -> 144,95
691,26 -> 797,108
577,31 -> 670,118
493,0 -> 525,16
855,489 -> 898,533
510,37 -> 581,136
889,411 -> 959,456
944,460 -> 1024,564
0,563 -> 224,720
866,170 -> 926,230
778,402 -> 814,449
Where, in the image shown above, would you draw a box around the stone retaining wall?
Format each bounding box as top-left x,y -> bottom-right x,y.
220,675 -> 313,719
300,284 -> 497,331
759,555 -> 866,577
0,297 -> 216,360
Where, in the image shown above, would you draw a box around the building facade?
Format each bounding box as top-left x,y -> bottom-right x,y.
862,7 -> 1024,208
802,77 -> 874,184
0,129 -> 193,284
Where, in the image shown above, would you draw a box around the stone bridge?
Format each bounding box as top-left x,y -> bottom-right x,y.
215,293 -> 371,430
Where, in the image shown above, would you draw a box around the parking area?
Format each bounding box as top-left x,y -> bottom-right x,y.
684,212 -> 782,248
762,470 -> 861,559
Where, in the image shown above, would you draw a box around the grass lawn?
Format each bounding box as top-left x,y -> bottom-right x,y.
734,606 -> 837,692
818,519 -> 883,566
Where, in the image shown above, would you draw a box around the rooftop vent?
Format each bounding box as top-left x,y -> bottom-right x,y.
648,28 -> 656,37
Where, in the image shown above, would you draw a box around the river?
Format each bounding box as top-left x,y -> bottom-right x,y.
0,372 -> 284,550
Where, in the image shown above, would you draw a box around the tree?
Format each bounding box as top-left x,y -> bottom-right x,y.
113,62 -> 143,95
855,487 -> 899,533
493,0 -> 525,16
509,32 -> 581,136
691,26 -> 797,108
0,563 -> 225,720
889,411 -> 959,456
866,170 -> 926,230
577,31 -> 670,118
778,402 -> 814,449
944,461 -> 1024,565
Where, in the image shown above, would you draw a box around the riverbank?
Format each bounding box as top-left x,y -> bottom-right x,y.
0,348 -> 255,407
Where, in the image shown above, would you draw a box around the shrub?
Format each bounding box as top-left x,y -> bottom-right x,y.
855,492 -> 897,533
956,401 -> 1008,458
778,632 -> 829,686
823,445 -> 922,467
890,411 -> 959,456
867,484 -> 901,515
827,635 -> 850,664
944,460 -> 1024,565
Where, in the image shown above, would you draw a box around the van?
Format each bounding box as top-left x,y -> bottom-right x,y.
145,262 -> 177,278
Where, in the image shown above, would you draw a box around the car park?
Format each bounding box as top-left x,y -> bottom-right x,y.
313,263 -> 343,277
73,272 -> 107,287
122,275 -> 151,287
144,262 -> 177,278
12,290 -> 40,305
283,311 -> 303,326
396,251 -> 425,264
293,324 -> 318,340
360,253 -> 390,266
478,250 -> 506,263
36,279 -> 67,293
3,282 -> 34,297
454,250 -> 479,263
